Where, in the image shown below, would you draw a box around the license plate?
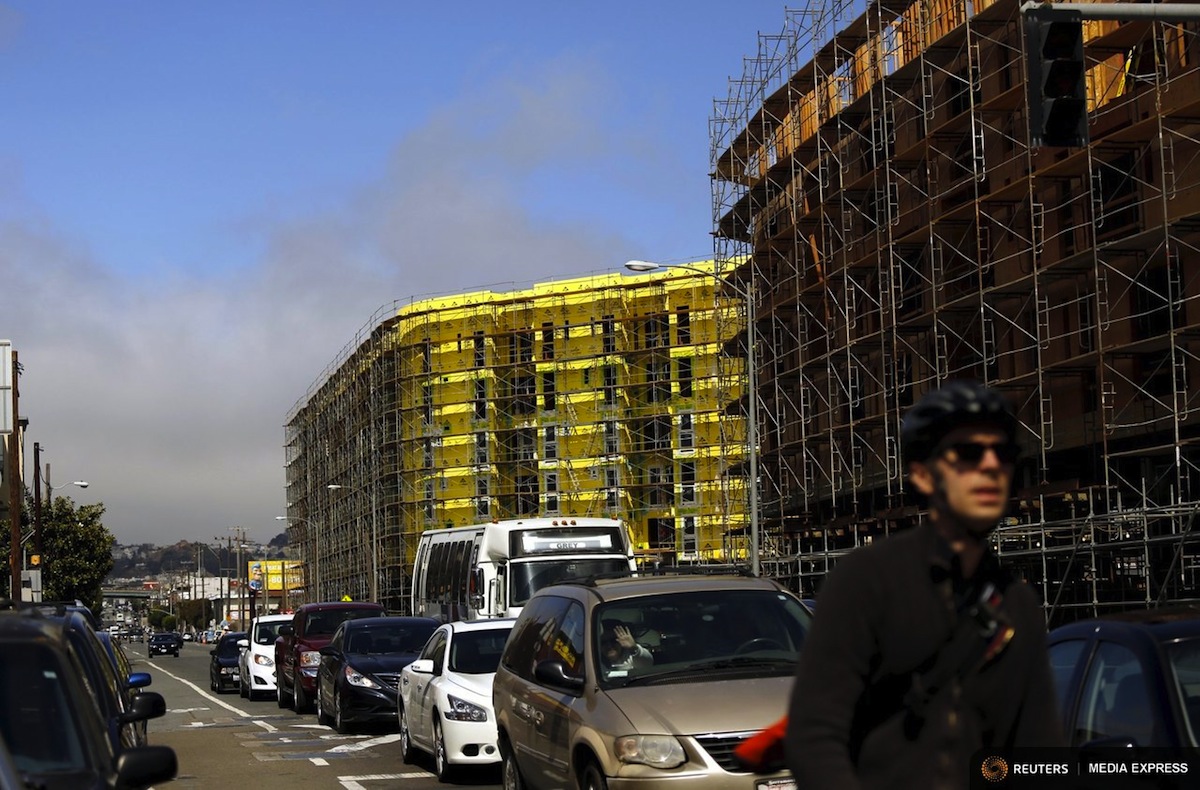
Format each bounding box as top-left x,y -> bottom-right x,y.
756,777 -> 796,790
232,674 -> 240,681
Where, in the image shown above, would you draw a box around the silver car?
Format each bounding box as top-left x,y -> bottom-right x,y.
493,573 -> 810,790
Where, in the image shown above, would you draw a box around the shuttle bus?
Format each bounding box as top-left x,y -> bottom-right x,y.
411,518 -> 636,621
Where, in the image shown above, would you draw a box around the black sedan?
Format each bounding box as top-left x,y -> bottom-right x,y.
316,616 -> 439,733
209,631 -> 248,693
1047,605 -> 1200,747
148,633 -> 179,657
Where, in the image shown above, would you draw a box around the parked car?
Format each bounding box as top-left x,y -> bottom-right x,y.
209,631 -> 248,693
96,629 -> 154,744
238,613 -> 293,700
315,616 -> 439,733
399,618 -> 516,780
276,601 -> 386,712
1047,605 -> 1200,747
493,573 -> 811,790
0,607 -> 176,789
56,611 -> 167,753
148,633 -> 179,657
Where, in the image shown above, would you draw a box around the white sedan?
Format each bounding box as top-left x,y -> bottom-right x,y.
237,613 -> 293,700
398,618 -> 516,781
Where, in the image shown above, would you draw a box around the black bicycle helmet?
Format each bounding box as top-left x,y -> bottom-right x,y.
900,380 -> 1017,463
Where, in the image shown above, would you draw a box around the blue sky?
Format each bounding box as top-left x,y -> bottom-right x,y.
0,1 -> 792,546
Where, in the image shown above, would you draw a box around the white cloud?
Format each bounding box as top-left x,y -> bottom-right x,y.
3,54 -> 645,546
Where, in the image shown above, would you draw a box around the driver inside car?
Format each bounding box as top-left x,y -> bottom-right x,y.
600,623 -> 653,672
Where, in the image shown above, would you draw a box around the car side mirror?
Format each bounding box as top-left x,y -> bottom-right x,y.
319,645 -> 339,657
278,624 -> 294,637
237,639 -> 249,649
209,649 -> 218,656
121,691 -> 167,723
127,672 -> 152,689
408,658 -> 434,675
533,659 -> 584,693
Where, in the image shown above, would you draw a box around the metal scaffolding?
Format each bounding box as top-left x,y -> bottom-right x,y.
283,270 -> 750,614
711,0 -> 1200,625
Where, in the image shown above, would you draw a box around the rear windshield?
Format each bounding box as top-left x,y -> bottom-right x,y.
0,642 -> 93,775
306,609 -> 382,637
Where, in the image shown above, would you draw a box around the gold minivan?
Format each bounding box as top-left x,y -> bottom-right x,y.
493,573 -> 809,790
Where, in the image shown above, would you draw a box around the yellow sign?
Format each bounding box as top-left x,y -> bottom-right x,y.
244,559 -> 306,593
341,595 -> 352,602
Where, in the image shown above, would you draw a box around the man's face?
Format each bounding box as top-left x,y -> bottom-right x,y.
909,425 -> 1016,535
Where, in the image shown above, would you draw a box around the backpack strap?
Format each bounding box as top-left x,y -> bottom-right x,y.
902,581 -> 1016,732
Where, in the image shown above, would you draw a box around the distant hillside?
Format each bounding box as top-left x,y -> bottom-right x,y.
107,533 -> 290,582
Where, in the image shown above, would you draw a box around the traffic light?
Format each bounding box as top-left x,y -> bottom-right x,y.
1025,5 -> 1088,147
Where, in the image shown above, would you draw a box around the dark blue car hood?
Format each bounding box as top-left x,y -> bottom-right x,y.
348,652 -> 420,673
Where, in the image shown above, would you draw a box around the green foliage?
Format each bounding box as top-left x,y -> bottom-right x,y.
41,497 -> 114,612
162,614 -> 177,632
177,597 -> 213,632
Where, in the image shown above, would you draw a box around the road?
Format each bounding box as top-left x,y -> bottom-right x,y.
122,638 -> 502,790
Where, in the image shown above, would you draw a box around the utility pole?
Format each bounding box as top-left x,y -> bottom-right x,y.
230,526 -> 247,626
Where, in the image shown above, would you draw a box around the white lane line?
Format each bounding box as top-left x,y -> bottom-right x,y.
328,732 -> 403,753
142,657 -> 281,730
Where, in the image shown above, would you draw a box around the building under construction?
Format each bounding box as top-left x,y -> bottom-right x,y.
283,268 -> 753,614
711,0 -> 1200,624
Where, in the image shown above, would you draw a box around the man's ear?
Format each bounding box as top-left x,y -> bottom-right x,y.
908,459 -> 936,497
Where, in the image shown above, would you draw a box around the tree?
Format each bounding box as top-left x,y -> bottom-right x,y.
41,496 -> 114,613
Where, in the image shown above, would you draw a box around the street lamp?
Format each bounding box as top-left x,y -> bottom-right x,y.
33,441 -> 89,562
277,515 -> 317,602
624,259 -> 761,576
327,483 -> 378,603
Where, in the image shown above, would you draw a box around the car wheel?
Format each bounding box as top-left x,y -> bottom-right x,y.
210,674 -> 218,692
502,742 -> 525,790
334,688 -> 352,735
240,674 -> 250,699
316,679 -> 333,727
398,704 -> 414,764
580,761 -> 608,790
293,676 -> 308,713
433,717 -> 452,782
277,676 -> 291,709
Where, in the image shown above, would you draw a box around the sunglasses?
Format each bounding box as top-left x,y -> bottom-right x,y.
939,441 -> 1020,465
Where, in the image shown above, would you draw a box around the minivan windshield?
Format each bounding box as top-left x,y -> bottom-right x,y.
594,589 -> 811,688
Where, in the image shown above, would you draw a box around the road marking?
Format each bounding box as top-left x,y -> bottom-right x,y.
311,758 -> 330,766
329,733 -> 402,753
338,772 -> 435,789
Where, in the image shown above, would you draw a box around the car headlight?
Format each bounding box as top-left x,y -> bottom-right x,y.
300,650 -> 321,668
344,665 -> 381,689
253,653 -> 274,667
443,694 -> 488,722
614,735 -> 686,768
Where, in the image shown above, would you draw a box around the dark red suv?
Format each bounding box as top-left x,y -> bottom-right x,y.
275,601 -> 385,712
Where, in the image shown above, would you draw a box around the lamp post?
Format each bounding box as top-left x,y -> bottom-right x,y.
624,259 -> 761,577
328,483 -> 378,603
277,515 -> 317,603
31,443 -> 89,596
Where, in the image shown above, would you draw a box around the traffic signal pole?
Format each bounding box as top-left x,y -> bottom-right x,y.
1021,2 -> 1200,148
1023,2 -> 1200,21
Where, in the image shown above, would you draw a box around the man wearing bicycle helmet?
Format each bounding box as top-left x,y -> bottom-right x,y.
784,380 -> 1062,790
